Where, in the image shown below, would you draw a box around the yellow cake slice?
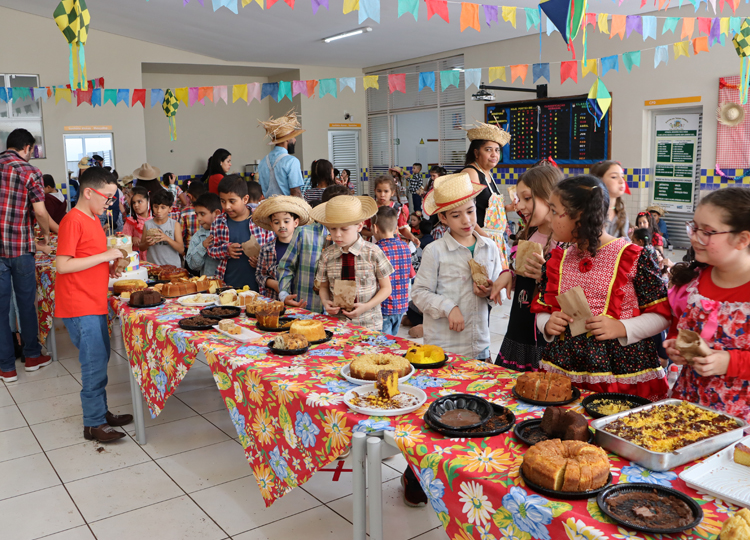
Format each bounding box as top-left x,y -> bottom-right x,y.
376,370 -> 399,400
734,442 -> 750,467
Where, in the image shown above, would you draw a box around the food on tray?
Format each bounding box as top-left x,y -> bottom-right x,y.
588,399 -> 639,416
257,303 -> 284,327
181,294 -> 214,305
604,490 -> 695,530
237,290 -> 260,307
540,407 -> 589,442
155,281 -> 198,297
269,332 -> 308,350
468,259 -> 489,287
288,319 -> 326,341
720,508 -> 750,540
246,298 -> 284,315
113,279 -> 148,294
516,372 -> 573,402
734,442 -> 750,467
219,289 -> 238,306
130,288 -> 162,307
349,353 -> 412,381
440,409 -> 481,428
348,374 -> 419,411
121,291 -> 131,300
181,315 -> 216,327
522,439 -> 610,492
405,344 -> 445,364
202,307 -> 239,318
376,370 -> 399,399
218,320 -> 242,335
676,329 -> 712,365
461,410 -> 513,433
149,265 -> 189,281
601,402 -> 739,453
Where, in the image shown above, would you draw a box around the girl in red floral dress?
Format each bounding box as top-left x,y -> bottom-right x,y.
665,187 -> 750,420
531,175 -> 671,400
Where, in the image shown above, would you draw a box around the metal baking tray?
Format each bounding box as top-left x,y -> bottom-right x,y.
590,399 -> 747,472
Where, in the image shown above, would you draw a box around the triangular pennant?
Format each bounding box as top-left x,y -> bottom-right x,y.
489,66 -> 506,82
419,71 -> 436,91
426,0 -> 449,22
242,0 -> 264,7
292,80 -> 306,97
539,0 -> 570,43
0,88 -> 7,103
91,87 -> 101,107
359,0 -> 380,24
260,83 -> 278,101
465,68 -> 481,89
342,0 -> 359,14
306,80 -> 319,97
398,0 -> 418,20
610,14 -> 626,39
663,17 -> 680,34
601,54 -> 619,75
132,89 -> 146,107
547,17 -> 558,36
233,84 -> 248,103
278,80 -> 293,101
597,12 -> 609,34
460,3 -> 480,32
188,87 -> 199,106
642,16 -> 656,40
150,89 -> 165,108
501,6 -> 517,29
524,7 -> 540,30
698,17 -> 712,35
319,78 -> 337,98
622,51 -> 641,72
116,89 -> 129,107
720,17 -> 731,37
710,18 -> 721,46
215,86 -> 228,104
103,88 -> 117,106
212,0 -> 239,14
175,87 -> 189,106
560,61 -> 578,83
693,35 -> 709,54
682,18 -> 695,40
625,15 -> 642,38
198,86 -> 213,103
582,58 -> 598,77
339,77 -> 356,93
310,0 -> 328,13
363,75 -> 379,90
248,82 -> 261,103
510,64 -> 529,84
484,5 -> 499,27
654,45 -> 669,67
532,63 -> 550,83
674,40 -> 691,58
77,87 -> 92,106
439,70 -> 460,91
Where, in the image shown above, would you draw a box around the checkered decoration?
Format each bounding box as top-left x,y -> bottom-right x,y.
717,76 -> 750,168
487,167 -> 651,189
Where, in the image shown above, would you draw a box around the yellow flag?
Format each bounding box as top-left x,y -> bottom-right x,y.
597,13 -> 609,34
721,17 -> 730,36
489,66 -> 506,82
674,40 -> 690,59
242,0 -> 263,7
363,75 -> 379,90
501,6 -> 517,29
233,84 -> 248,103
175,87 -> 189,106
343,0 -> 359,14
582,59 -> 598,78
55,87 -> 72,104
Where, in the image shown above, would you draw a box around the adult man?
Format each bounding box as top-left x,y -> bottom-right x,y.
0,128 -> 52,382
258,110 -> 305,198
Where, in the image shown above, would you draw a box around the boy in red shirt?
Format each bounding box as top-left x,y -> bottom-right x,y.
55,167 -> 133,443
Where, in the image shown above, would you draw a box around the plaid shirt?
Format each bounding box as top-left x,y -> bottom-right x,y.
208,205 -> 274,280
407,173 -> 424,194
278,223 -> 328,313
0,150 -> 45,258
376,237 -> 412,315
316,235 -> 394,332
180,204 -> 198,246
256,240 -> 279,300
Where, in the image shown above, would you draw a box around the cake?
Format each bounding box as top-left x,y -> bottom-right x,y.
720,508 -> 750,540
376,370 -> 400,399
149,265 -> 189,281
515,372 -> 573,402
113,279 -> 147,294
245,297 -> 284,315
238,290 -> 259,307
155,281 -> 198,298
349,354 -> 412,381
289,320 -> 326,342
181,315 -> 216,327
604,490 -> 695,530
219,289 -> 238,306
121,291 -> 131,300
439,409 -> 481,428
270,333 -> 308,351
734,442 -> 750,467
108,234 -> 140,274
405,344 -> 445,364
540,407 -> 590,442
130,288 -> 162,307
188,276 -> 224,293
218,320 -> 242,335
522,439 -> 610,492
257,304 -> 284,328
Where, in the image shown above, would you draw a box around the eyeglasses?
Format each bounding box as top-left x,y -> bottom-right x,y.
88,187 -> 116,205
685,221 -> 736,246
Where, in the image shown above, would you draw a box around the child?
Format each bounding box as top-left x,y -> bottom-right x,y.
55,167 -> 132,442
418,220 -> 434,250
185,193 -> 222,277
311,194 -> 394,332
407,163 -> 424,217
208,175 -> 274,288
491,164 -> 563,371
141,190 -> 184,266
531,175 -> 670,400
647,205 -> 669,241
247,180 -> 263,211
590,160 -> 629,239
635,211 -> 664,254
253,196 -> 312,300
43,174 -> 67,228
408,213 -> 421,236
664,187 -> 750,419
123,186 -> 151,262
412,172 -> 501,360
277,184 -> 349,313
163,172 -> 189,220
363,176 -> 420,247
373,206 -> 413,336
181,180 -> 207,246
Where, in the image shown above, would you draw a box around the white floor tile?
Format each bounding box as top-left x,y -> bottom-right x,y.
203,409 -> 241,439
156,439 -> 251,493
17,392 -> 83,425
382,452 -> 410,475
38,525 -> 96,540
192,475 -> 322,536
104,380 -> 143,408
0,385 -> 13,407
46,436 -> 149,483
30,414 -> 88,451
89,496 -> 226,540
7,374 -> 81,404
58,355 -> 83,374
300,455 -> 400,504
0,426 -> 42,462
11,361 -> 72,385
140,415 -> 231,460
66,461 -> 183,522
0,485 -> 84,540
176,385 -> 226,414
0,404 -> 27,431
0,452 -> 60,500
233,505 -> 353,540
117,396 -> 198,434
410,526 -> 450,540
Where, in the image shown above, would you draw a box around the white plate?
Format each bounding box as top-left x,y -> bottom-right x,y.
178,294 -> 219,307
340,363 -> 415,386
679,434 -> 750,508
212,325 -> 263,343
343,384 -> 426,417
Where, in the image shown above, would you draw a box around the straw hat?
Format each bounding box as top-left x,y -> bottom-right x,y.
422,172 -> 487,216
717,102 -> 745,127
77,157 -> 91,170
465,121 -> 512,147
259,109 -> 305,146
310,195 -> 378,227
251,195 -> 312,231
132,163 -> 161,180
646,205 -> 666,216
120,175 -> 134,186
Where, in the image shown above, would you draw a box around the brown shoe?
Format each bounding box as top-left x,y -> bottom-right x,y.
401,315 -> 413,328
83,424 -> 126,442
408,324 -> 424,338
106,411 -> 133,427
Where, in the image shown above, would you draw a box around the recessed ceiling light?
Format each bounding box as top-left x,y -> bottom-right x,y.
323,27 -> 372,44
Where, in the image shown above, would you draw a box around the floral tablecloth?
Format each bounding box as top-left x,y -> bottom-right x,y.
112,298 -> 735,539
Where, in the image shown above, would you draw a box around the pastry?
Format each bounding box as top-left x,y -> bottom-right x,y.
468,259 -> 489,287
540,407 -> 589,442
113,279 -> 148,294
218,319 -> 242,335
156,281 -> 198,298
349,354 -> 411,380
219,289 -> 238,306
405,344 -> 445,364
676,329 -> 712,364
257,304 -> 284,328
130,288 -> 162,306
149,265 -> 189,281
289,320 -> 326,341
522,439 -> 610,492
734,442 -> 750,467
516,372 -> 573,402
720,508 -> 750,540
270,333 -> 308,351
376,370 -> 399,399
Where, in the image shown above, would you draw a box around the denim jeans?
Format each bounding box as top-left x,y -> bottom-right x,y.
382,313 -> 403,337
0,254 -> 42,371
62,315 -> 110,427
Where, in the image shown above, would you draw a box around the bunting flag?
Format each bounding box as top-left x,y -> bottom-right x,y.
533,63 -> 550,83
215,85 -> 228,104
484,5 -> 498,27
547,17 -> 558,36
654,45 -> 669,67
319,78 -> 337,98
610,14 -> 626,39
103,88 -> 117,106
306,80 -> 319,97
116,89 -> 129,107
292,80 -> 306,97
601,54 -> 619,75
359,0 -> 380,24
721,17 -> 731,38
419,71 -> 436,91
267,0 -> 294,7
248,82 -> 261,102
560,60 -> 578,83
77,87 -> 92,106
539,0 -> 570,43
363,75 -> 379,90
278,80 -> 293,101
132,89 -> 146,107
151,88 -> 165,108
710,18 -> 722,45
91,87 -> 101,107
586,77 -> 610,127
465,68 -> 481,89
597,12 -> 608,34
524,7 -> 540,30
388,73 -> 406,94
439,70 -> 460,90
643,16 -> 657,40
582,58 -> 598,77
489,66 -> 506,82
212,0 -> 238,13
398,0 -> 418,20
175,87 -> 189,106
663,17 -> 679,34
260,82 -> 278,101
501,6 -> 517,29
199,86 -> 214,103
734,18 -> 750,103
510,64 -> 528,83
339,77 -> 356,93
426,0 -> 448,22
163,89 -> 178,141
188,87 -> 200,106
693,35 -> 709,54
626,15 -> 642,38
0,88 -> 8,103
622,51 -> 641,71
698,17 -> 712,35
682,18 -> 695,39
53,0 -> 90,91
310,0 -> 327,14
342,0 -> 358,14
461,3 -> 480,32
242,0 -> 263,8
675,40 -> 691,58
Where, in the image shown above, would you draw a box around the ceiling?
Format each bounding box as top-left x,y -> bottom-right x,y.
2,0 -> 658,69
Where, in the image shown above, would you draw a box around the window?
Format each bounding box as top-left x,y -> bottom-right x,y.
64,133 -> 115,179
0,74 -> 45,158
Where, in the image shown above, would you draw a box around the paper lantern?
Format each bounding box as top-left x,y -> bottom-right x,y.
162,89 -> 179,141
53,0 -> 90,91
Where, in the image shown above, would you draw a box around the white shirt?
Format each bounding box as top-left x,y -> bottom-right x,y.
412,231 -> 501,360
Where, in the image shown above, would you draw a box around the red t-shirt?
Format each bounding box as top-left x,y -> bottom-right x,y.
208,174 -> 223,195
55,208 -> 110,318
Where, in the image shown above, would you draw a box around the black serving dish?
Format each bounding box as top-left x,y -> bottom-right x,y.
512,386 -> 581,406
255,317 -> 297,332
425,403 -> 515,438
514,418 -> 595,446
308,330 -> 334,345
426,394 -> 494,431
521,469 -> 612,500
246,306 -> 286,319
200,306 -> 242,320
597,483 -> 703,534
178,317 -> 217,331
581,393 -> 652,419
268,344 -> 310,356
403,352 -> 448,370
128,298 -> 165,309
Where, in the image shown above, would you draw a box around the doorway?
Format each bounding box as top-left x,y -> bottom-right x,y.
328,130 -> 361,195
63,133 -> 115,178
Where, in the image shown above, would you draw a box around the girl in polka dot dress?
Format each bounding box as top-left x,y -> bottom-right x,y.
531,175 -> 671,400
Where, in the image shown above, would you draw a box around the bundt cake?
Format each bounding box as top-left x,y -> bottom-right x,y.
289,320 -> 326,342
113,279 -> 147,294
257,304 -> 284,327
130,288 -> 162,306
149,265 -> 189,281
156,281 -> 198,298
405,345 -> 445,364
540,407 -> 590,442
270,333 -> 308,351
516,372 -> 573,402
349,354 -> 411,380
720,508 -> 750,540
522,439 -> 610,492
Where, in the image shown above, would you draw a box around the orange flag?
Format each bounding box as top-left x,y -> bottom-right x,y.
681,18 -> 695,40
306,80 -> 319,97
693,36 -> 709,55
610,14 -> 626,40
510,64 -> 529,84
460,3 -> 480,32
198,87 -> 214,103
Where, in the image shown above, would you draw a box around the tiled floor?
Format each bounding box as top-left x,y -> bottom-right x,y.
0,304 -> 511,540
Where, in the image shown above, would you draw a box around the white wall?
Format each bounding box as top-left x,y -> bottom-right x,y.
394,109 -> 439,166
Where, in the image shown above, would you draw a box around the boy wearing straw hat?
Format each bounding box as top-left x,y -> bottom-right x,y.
310,195 -> 394,332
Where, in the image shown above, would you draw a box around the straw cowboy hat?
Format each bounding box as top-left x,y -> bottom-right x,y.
77,157 -> 91,170
132,163 -> 161,180
120,175 -> 134,186
252,195 -> 312,231
465,121 -> 512,147
646,205 -> 667,217
259,109 -> 305,146
716,102 -> 745,127
310,195 -> 378,228
423,172 -> 487,216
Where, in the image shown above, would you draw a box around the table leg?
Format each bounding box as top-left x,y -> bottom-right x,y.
129,367 -> 147,445
367,437 -> 384,540
352,432 -> 367,540
47,321 -> 57,362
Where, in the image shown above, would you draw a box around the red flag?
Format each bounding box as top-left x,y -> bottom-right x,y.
77,88 -> 92,106
388,74 -> 406,94
132,89 -> 146,108
585,13 -> 596,28
560,61 -> 578,84
98,77 -> 105,89
426,0 -> 449,23
697,17 -> 712,36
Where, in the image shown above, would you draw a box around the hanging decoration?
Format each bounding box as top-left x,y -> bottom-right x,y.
162,89 -> 179,141
53,0 -> 91,91
586,77 -> 611,127
733,18 -> 750,104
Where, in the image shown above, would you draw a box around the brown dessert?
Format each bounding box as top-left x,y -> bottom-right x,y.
376,370 -> 399,399
113,279 -> 147,294
149,265 -> 189,281
181,315 -> 215,327
257,304 -> 284,328
130,289 -> 162,306
155,281 -> 198,297
439,409 -> 481,428
461,410 -> 513,433
516,372 -> 573,402
604,490 -> 694,529
522,439 -> 610,492
269,333 -> 308,351
540,407 -> 589,442
202,307 -> 239,318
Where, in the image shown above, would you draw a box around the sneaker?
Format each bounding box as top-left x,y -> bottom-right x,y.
24,355 -> 52,372
0,369 -> 18,383
105,411 -> 133,427
401,471 -> 428,507
83,424 -> 126,443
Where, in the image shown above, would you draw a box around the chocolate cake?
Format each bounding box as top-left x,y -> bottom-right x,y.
439,409 -> 481,428
540,407 -> 590,442
130,289 -> 162,306
604,490 -> 694,529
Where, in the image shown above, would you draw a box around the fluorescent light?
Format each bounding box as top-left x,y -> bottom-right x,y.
324,27 -> 372,43
453,68 -> 465,72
